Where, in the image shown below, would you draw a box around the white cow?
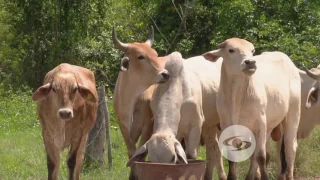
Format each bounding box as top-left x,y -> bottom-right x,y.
127,52 -> 227,180
298,65 -> 320,138
203,38 -> 301,180
269,65 -> 320,176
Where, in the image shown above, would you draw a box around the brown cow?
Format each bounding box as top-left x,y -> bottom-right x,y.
32,63 -> 98,180
112,26 -> 170,180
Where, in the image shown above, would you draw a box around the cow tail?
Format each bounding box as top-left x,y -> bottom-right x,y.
280,135 -> 287,174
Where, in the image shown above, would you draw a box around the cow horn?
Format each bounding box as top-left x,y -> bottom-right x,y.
304,66 -> 320,80
112,26 -> 128,51
145,26 -> 154,46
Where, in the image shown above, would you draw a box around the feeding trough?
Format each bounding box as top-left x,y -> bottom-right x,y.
134,160 -> 206,180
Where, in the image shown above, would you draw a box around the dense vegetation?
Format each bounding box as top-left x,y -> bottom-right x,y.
0,0 -> 320,179
0,0 -> 319,92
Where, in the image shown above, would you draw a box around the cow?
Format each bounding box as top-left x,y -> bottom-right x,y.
127,52 -> 228,180
32,63 -> 98,180
267,65 -> 320,177
111,26 -> 172,180
297,65 -> 320,138
203,38 -> 301,180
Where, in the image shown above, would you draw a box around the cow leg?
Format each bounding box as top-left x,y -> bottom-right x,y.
215,130 -> 227,180
275,137 -> 283,179
128,112 -> 143,180
118,111 -> 139,180
67,134 -> 88,180
266,139 -> 271,167
204,136 -> 214,180
130,109 -> 143,147
185,126 -> 201,159
204,127 -> 227,180
225,130 -> 237,180
131,99 -> 152,147
138,100 -> 153,148
256,135 -> 272,180
227,160 -> 237,180
183,102 -> 204,159
281,113 -> 299,180
130,101 -> 153,180
43,134 -> 60,180
246,121 -> 268,180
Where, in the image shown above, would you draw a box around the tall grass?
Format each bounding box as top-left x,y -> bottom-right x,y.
0,91 -> 319,179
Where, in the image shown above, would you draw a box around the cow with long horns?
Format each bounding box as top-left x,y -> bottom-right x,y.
112,26 -> 174,180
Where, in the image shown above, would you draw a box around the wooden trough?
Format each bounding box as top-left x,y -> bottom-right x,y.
134,160 -> 206,180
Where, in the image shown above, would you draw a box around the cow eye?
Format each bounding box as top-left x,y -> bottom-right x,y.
229,49 -> 235,53
252,49 -> 255,54
137,55 -> 145,60
52,87 -> 56,93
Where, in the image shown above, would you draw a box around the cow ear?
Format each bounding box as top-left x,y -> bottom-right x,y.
121,57 -> 129,71
32,83 -> 51,102
202,49 -> 221,62
174,140 -> 188,164
126,143 -> 148,167
306,86 -> 319,108
78,84 -> 97,103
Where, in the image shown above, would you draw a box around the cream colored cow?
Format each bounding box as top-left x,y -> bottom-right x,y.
269,65 -> 320,177
127,52 -> 228,180
297,65 -> 320,138
203,39 -> 301,180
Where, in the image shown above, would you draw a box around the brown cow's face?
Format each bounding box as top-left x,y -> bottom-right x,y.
112,26 -> 170,86
50,73 -> 78,120
32,72 -> 96,120
125,43 -> 169,85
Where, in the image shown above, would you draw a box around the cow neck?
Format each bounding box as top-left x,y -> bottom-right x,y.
153,77 -> 183,135
118,71 -> 150,105
220,63 -> 252,125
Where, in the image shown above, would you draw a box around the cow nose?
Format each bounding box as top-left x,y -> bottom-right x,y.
161,72 -> 170,80
245,60 -> 256,65
58,109 -> 73,119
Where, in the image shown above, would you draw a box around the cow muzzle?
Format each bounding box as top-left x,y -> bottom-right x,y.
157,70 -> 170,83
242,59 -> 257,76
58,108 -> 74,120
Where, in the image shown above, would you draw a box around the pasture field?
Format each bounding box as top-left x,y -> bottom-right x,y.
0,90 -> 320,180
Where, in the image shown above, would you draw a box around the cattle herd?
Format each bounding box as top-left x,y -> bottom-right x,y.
31,26 -> 320,180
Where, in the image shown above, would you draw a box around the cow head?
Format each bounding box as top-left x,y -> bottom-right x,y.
32,72 -> 97,120
304,66 -> 320,108
126,133 -> 187,166
112,26 -> 170,85
203,38 -> 255,76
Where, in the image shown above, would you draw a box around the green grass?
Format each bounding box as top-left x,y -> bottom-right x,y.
0,91 -> 320,179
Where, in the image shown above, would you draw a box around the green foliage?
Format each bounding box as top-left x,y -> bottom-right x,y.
0,0 -> 319,92
0,86 -> 38,132
0,1 -> 320,178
